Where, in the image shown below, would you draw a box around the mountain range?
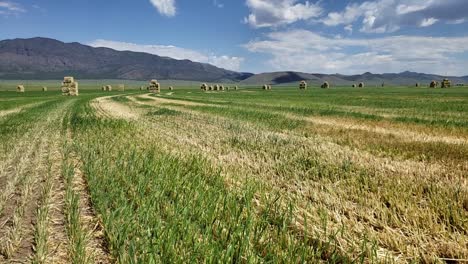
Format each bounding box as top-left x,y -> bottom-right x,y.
1,37 -> 467,85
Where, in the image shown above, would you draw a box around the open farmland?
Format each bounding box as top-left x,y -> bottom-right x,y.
0,85 -> 467,263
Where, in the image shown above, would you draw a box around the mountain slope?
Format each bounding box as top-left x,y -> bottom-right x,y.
241,71 -> 468,86
0,37 -> 252,81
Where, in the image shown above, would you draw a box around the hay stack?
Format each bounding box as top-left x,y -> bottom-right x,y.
201,83 -> 208,91
148,80 -> 160,93
42,86 -> 47,92
429,81 -> 437,88
61,77 -> 79,96
17,85 -> 25,93
299,80 -> 307,90
441,78 -> 451,88
118,84 -> 125,92
358,82 -> 364,88
169,86 -> 174,91
321,82 -> 330,89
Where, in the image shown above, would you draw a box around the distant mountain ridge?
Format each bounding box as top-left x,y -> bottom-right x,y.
0,37 -> 467,85
0,37 -> 252,81
240,71 -> 468,86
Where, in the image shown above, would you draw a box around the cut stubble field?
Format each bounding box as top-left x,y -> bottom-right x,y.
0,86 -> 467,263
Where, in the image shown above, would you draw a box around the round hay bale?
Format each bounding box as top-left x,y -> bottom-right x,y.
299,80 -> 307,90
209,86 -> 213,91
352,84 -> 357,88
429,81 -> 437,88
169,86 -> 174,91
42,86 -> 47,92
321,81 -> 330,89
214,84 -> 219,91
17,85 -> 25,93
201,83 -> 208,91
268,85 -> 272,90
234,86 -> 238,90
415,83 -> 420,87
262,84 -> 268,90
358,82 -> 364,88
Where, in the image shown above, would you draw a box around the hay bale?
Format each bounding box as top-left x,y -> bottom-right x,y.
17,85 -> 25,93
234,86 -> 238,90
214,84 -> 219,91
441,78 -> 451,88
148,80 -> 160,93
140,86 -> 144,91
42,86 -> 47,92
299,80 -> 307,90
226,86 -> 230,91
429,81 -> 437,88
358,82 -> 364,88
201,83 -> 208,91
321,81 -> 330,89
262,84 -> 268,90
352,84 -> 357,88
268,85 -> 272,90
209,86 -> 213,91
102,86 -> 106,91
169,86 -> 174,91
415,83 -> 420,87
61,77 -> 79,96
220,85 -> 224,91
105,85 -> 112,91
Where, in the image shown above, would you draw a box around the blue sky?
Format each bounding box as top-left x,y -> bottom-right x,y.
1,0 -> 468,75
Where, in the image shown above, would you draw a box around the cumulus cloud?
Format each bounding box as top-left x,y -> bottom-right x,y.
89,39 -> 244,71
244,29 -> 468,75
244,0 -> 322,28
0,1 -> 25,15
149,0 -> 176,17
321,0 -> 468,33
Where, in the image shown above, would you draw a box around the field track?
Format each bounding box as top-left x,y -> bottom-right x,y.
0,87 -> 467,263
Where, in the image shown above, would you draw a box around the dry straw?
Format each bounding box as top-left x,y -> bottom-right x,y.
17,85 -> 25,93
148,80 -> 160,93
441,78 -> 451,88
61,76 -> 79,96
299,80 -> 307,90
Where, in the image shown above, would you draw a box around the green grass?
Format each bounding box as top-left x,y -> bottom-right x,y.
1,84 -> 467,262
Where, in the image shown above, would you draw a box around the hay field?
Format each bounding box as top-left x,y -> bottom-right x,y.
0,85 -> 467,263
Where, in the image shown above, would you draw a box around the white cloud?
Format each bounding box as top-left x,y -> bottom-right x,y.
149,0 -> 176,17
89,39 -> 244,71
213,0 -> 224,8
244,29 -> 468,75
0,1 -> 25,15
321,0 -> 468,33
244,0 -> 322,28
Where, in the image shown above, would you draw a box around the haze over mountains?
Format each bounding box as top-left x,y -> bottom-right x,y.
0,37 -> 467,85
